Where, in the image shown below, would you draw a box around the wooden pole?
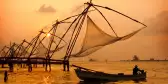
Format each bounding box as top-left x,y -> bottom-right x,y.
45,59 -> 48,71
1,64 -> 4,68
93,4 -> 147,27
65,14 -> 84,58
66,6 -> 90,60
49,59 -> 51,72
63,60 -> 66,71
92,5 -> 118,37
46,23 -> 58,72
49,6 -> 89,59
27,31 -> 43,72
67,60 -> 70,71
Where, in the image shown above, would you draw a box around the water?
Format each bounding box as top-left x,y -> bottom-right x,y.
0,61 -> 168,84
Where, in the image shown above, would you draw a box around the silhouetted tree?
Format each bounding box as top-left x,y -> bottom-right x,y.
133,55 -> 139,61
150,58 -> 154,61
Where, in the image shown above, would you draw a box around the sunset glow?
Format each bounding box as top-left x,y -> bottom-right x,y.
0,0 -> 168,60
47,33 -> 51,37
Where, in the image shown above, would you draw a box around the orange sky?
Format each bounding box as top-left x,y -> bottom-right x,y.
0,0 -> 168,60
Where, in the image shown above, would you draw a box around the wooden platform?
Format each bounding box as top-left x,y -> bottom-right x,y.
0,57 -> 64,64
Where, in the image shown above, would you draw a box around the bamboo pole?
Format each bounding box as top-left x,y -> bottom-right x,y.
66,4 -> 92,60
65,13 -> 84,59
93,4 -> 147,27
92,5 -> 118,37
49,6 -> 90,59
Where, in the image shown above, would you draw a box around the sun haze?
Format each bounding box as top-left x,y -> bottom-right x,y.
0,0 -> 168,60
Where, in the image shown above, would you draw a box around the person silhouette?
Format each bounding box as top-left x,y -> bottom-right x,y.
133,65 -> 141,75
4,70 -> 8,82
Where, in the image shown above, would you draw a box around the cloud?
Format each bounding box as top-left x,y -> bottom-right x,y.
138,11 -> 168,58
142,11 -> 168,36
38,4 -> 56,13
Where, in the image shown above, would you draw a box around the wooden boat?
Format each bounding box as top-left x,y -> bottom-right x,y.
72,65 -> 146,81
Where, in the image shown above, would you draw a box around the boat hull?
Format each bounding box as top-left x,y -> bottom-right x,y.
74,69 -> 146,81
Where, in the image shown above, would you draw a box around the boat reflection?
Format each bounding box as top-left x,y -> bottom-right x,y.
78,79 -> 147,84
78,80 -> 111,84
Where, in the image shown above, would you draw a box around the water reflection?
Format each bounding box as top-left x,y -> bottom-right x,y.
62,72 -> 71,81
1,61 -> 166,84
133,79 -> 147,83
78,79 -> 147,84
78,80 -> 111,84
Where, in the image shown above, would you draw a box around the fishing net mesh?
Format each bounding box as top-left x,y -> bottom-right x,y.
71,16 -> 142,57
0,50 -> 6,57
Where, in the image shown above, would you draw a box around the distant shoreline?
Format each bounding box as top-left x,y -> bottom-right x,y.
120,60 -> 168,62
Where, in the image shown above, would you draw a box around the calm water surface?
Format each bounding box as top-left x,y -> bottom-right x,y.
0,61 -> 168,84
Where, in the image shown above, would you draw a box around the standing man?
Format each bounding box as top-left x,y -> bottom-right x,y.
4,70 -> 8,82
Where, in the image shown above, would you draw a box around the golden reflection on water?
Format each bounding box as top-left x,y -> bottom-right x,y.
0,61 -> 167,84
